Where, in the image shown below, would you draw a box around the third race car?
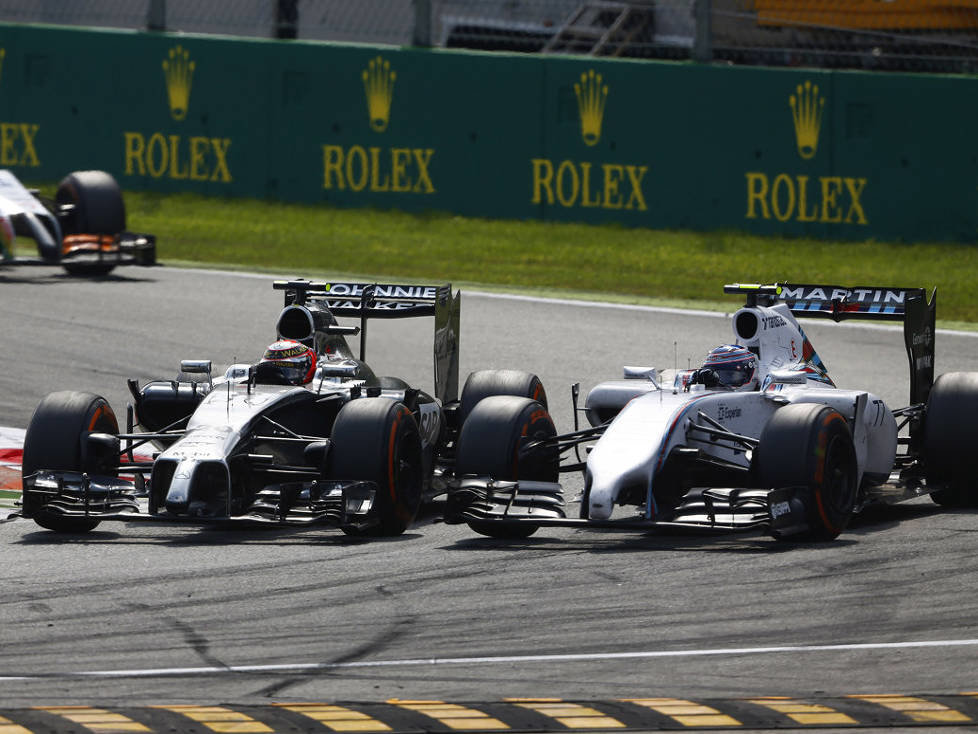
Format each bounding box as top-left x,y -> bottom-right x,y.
0,168 -> 155,276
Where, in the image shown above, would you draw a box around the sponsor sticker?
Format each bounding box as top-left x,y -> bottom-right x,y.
717,403 -> 742,421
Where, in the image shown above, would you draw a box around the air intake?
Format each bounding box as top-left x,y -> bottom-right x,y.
277,305 -> 316,343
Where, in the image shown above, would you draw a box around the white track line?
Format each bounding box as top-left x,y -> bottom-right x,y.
3,638 -> 978,681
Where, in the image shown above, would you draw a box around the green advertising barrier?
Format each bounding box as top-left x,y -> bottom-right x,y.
0,22 -> 974,241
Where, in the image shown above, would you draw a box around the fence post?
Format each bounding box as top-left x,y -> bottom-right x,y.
276,0 -> 298,39
147,0 -> 166,31
693,0 -> 712,62
413,0 -> 432,47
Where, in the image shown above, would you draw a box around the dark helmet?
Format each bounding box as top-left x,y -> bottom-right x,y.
701,344 -> 757,389
256,339 -> 316,385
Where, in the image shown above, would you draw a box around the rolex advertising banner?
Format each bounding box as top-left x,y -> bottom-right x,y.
0,23 -> 975,242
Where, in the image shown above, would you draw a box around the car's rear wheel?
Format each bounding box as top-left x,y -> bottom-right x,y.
22,391 -> 119,532
56,170 -> 125,276
757,403 -> 857,541
458,369 -> 548,427
455,395 -> 558,539
925,372 -> 978,507
328,398 -> 423,536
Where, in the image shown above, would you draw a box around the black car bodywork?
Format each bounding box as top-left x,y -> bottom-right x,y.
17,279 -> 554,537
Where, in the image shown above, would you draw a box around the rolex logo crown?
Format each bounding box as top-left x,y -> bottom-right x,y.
162,45 -> 195,121
362,56 -> 396,133
575,69 -> 608,147
789,80 -> 825,160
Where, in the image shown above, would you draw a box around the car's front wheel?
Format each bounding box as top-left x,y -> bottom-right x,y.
757,403 -> 857,541
328,398 -> 423,536
22,391 -> 119,532
455,395 -> 558,539
56,170 -> 125,277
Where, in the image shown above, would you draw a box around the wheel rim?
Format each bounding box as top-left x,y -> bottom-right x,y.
823,433 -> 856,515
393,429 -> 422,517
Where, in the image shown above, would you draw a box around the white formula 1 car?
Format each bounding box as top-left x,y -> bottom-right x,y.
446,282 -> 978,541
0,169 -> 155,276
16,279 -> 552,537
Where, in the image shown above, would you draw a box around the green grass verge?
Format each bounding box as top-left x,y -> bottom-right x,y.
21,187 -> 978,325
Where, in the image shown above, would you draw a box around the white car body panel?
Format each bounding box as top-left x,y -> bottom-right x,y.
0,169 -> 62,259
0,170 -> 48,215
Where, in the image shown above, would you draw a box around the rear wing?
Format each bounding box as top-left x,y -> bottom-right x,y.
274,280 -> 445,317
273,280 -> 461,404
725,282 -> 936,405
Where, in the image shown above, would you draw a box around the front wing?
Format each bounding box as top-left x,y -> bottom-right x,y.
5,232 -> 157,269
445,478 -> 811,535
17,470 -> 379,530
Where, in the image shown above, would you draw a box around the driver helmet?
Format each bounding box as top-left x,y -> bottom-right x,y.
256,339 -> 317,385
701,344 -> 757,390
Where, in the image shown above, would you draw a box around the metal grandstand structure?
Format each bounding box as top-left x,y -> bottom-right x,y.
2,0 -> 976,72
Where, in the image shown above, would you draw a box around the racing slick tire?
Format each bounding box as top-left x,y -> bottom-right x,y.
455,395 -> 558,539
925,372 -> 978,507
458,370 -> 548,427
757,403 -> 857,542
328,398 -> 423,537
21,391 -> 119,532
55,170 -> 125,277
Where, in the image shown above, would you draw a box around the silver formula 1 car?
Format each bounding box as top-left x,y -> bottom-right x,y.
0,169 -> 155,276
446,282 -> 978,541
17,279 -> 551,536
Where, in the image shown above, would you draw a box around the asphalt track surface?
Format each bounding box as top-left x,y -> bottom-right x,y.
2,266 -> 978,729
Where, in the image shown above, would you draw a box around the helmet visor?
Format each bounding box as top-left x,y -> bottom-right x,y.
257,360 -> 310,385
712,365 -> 754,388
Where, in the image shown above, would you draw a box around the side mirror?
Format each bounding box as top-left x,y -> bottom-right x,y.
623,366 -> 657,381
766,370 -> 807,385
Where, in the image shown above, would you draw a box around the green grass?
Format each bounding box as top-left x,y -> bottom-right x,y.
25,188 -> 978,325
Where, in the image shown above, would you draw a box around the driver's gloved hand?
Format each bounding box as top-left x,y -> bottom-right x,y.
690,369 -> 720,388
